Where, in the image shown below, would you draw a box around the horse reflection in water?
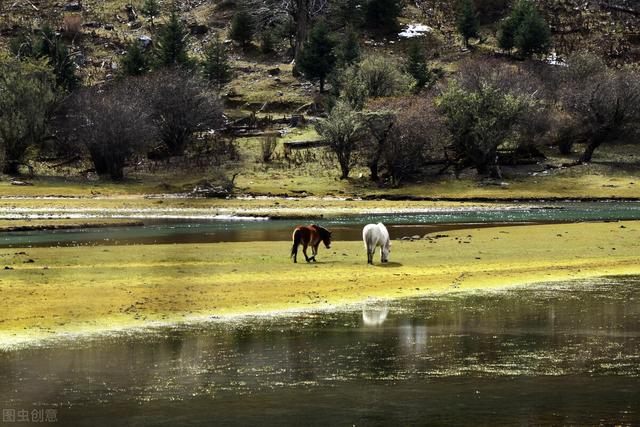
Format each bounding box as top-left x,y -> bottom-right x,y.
362,301 -> 390,326
399,322 -> 428,354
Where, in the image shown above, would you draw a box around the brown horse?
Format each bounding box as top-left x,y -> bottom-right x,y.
291,224 -> 332,263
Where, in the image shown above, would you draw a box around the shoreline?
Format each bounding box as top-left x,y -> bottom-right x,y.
0,219 -> 144,232
1,271 -> 634,352
3,192 -> 640,203
0,198 -> 638,222
1,221 -> 639,351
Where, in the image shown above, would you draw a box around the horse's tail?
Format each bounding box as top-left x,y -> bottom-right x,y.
291,228 -> 301,260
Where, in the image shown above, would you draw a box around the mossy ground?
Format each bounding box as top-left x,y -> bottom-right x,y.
1,220 -> 638,347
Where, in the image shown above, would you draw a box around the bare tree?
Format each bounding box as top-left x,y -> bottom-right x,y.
365,96 -> 448,186
66,80 -> 156,180
560,54 -> 640,163
141,69 -> 224,156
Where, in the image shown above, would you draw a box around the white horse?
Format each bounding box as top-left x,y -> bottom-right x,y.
363,223 -> 391,264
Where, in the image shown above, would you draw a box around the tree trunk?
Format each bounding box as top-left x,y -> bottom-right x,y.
579,139 -> 603,163
2,161 -> 19,176
293,0 -> 309,76
488,163 -> 502,179
339,162 -> 350,179
319,77 -> 324,93
338,153 -> 350,179
475,150 -> 501,178
369,157 -> 379,181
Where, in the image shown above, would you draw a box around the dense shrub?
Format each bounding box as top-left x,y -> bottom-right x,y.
0,56 -> 57,175
315,101 -> 366,179
437,59 -> 543,178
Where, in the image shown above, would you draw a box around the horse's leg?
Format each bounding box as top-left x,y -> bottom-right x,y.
303,243 -> 310,262
311,244 -> 318,262
368,246 -> 374,264
291,229 -> 301,263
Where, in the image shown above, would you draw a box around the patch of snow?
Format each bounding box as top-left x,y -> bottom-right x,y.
399,23 -> 432,39
546,51 -> 567,67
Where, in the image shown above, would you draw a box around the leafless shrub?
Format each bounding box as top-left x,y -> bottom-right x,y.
559,53 -> 640,162
260,136 -> 278,163
63,79 -> 156,180
365,95 -> 448,186
140,69 -> 224,156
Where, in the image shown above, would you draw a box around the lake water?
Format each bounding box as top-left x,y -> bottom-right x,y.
1,276 -> 639,425
2,201 -> 640,247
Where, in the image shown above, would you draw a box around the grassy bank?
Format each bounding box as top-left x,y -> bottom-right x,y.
0,218 -> 143,232
0,196 -> 499,220
1,221 -> 639,347
1,163 -> 640,201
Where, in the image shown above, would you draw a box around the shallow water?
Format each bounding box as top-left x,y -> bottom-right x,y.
2,201 -> 640,247
1,276 -> 639,425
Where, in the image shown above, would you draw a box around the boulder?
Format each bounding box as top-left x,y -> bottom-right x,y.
189,24 -> 209,35
64,1 -> 82,11
138,35 -> 152,48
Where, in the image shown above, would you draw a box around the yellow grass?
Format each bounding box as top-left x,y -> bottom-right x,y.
1,220 -> 639,347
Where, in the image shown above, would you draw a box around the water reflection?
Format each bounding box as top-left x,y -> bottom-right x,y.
361,301 -> 389,326
1,277 -> 640,425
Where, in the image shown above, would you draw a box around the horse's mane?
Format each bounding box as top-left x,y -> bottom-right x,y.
313,224 -> 331,239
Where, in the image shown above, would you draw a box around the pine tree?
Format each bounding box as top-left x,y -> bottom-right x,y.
230,9 -> 254,48
365,0 -> 403,33
141,0 -> 161,27
515,5 -> 551,57
338,26 -> 361,67
51,41 -> 78,91
406,42 -> 432,91
499,0 -> 550,57
338,0 -> 364,27
14,26 -> 79,91
260,30 -> 275,53
154,8 -> 190,67
203,37 -> 232,89
456,0 -> 480,48
121,40 -> 149,76
298,21 -> 337,93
